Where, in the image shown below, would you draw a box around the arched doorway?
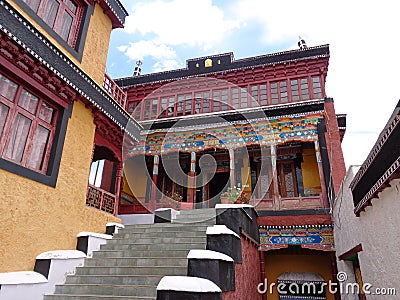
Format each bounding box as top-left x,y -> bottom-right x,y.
86,145 -> 121,215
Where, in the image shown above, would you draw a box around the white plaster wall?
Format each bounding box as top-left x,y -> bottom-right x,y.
358,179 -> 400,299
332,166 -> 360,300
47,257 -> 85,293
333,166 -> 400,299
0,281 -> 48,300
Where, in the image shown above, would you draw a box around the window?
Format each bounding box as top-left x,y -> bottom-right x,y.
160,97 -> 167,117
151,99 -> 158,119
249,84 -> 267,107
127,101 -> 136,114
194,93 -> 201,113
23,0 -> 82,47
312,76 -> 323,98
300,78 -> 310,100
132,101 -> 141,120
240,87 -> 248,108
194,92 -> 210,114
212,89 -> 229,112
202,92 -> 210,113
142,99 -> 151,120
212,90 -> 221,112
271,83 -> 279,104
88,159 -> 104,187
231,88 -> 239,109
290,77 -> 311,101
260,84 -> 267,106
195,92 -> 210,113
176,94 -> 191,116
221,89 -> 228,111
160,96 -> 175,118
290,79 -> 300,101
184,94 -> 192,115
280,81 -> 288,103
0,74 -> 58,173
270,81 -> 288,104
250,85 -> 259,106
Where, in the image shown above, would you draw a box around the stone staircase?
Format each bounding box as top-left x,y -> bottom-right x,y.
44,209 -> 216,300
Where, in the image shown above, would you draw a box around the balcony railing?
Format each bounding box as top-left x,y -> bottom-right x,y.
118,195 -> 325,214
102,73 -> 127,109
254,195 -> 325,211
118,201 -> 195,214
86,184 -> 117,215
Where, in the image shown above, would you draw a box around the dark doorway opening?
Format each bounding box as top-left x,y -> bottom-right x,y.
208,172 -> 230,207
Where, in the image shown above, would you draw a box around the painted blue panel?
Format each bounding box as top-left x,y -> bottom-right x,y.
269,235 -> 322,245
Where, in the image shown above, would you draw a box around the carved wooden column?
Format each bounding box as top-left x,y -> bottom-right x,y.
229,148 -> 235,189
315,140 -> 329,208
271,144 -> 280,210
113,161 -> 123,216
187,151 -> 196,203
149,155 -> 159,211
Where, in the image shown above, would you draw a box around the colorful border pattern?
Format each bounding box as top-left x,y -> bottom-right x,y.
259,225 -> 334,251
129,113 -> 323,156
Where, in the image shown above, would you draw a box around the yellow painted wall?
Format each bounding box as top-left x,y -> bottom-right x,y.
241,156 -> 252,193
122,176 -> 133,196
265,253 -> 334,300
0,101 -> 120,273
124,157 -> 148,202
8,1 -> 112,85
301,148 -> 321,191
80,4 -> 113,85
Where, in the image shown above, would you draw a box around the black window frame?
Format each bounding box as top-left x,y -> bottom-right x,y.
14,0 -> 93,61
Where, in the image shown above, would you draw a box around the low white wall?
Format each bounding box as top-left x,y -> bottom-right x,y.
106,222 -> 124,234
77,232 -> 112,257
118,213 -> 154,225
0,251 -> 85,300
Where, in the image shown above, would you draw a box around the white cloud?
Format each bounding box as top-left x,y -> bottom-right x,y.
124,0 -> 241,50
120,0 -> 241,72
118,40 -> 181,72
115,0 -> 400,166
153,59 -> 182,72
232,0 -> 400,167
118,40 -> 177,61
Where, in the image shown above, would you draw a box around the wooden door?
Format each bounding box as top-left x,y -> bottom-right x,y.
278,161 -> 298,197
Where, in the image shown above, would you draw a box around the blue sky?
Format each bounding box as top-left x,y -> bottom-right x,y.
106,0 -> 400,168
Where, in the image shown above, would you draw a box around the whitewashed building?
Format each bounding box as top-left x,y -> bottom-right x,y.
333,101 -> 400,300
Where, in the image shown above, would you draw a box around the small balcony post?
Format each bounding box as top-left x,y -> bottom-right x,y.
149,155 -> 159,211
229,148 -> 235,189
315,141 -> 329,207
187,151 -> 196,203
271,144 -> 280,210
113,161 -> 123,216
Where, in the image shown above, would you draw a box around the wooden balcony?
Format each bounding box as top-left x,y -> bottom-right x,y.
118,195 -> 326,214
102,73 -> 127,108
119,201 -> 195,214
86,184 -> 117,215
254,195 -> 325,211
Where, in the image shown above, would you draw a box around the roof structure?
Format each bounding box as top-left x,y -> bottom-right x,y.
115,45 -> 330,88
95,0 -> 129,28
350,100 -> 400,215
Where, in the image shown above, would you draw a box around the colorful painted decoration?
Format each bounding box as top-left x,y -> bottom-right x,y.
128,112 -> 323,156
259,225 -> 334,251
